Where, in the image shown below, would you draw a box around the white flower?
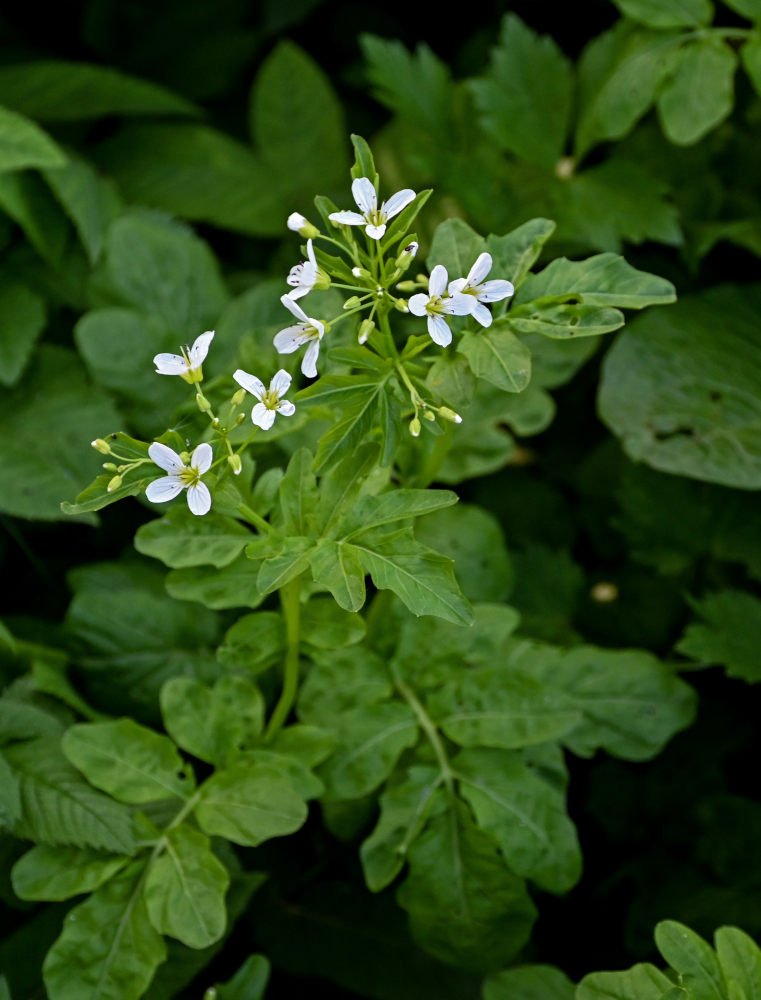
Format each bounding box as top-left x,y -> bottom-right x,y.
328,177 -> 416,240
286,239 -> 318,300
145,442 -> 213,516
153,331 -> 214,384
408,265 -> 471,347
448,253 -> 515,328
273,295 -> 325,378
233,368 -> 296,430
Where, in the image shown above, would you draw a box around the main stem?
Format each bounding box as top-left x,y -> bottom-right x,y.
391,663 -> 454,795
265,576 -> 302,740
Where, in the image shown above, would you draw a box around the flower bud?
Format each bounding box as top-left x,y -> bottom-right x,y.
352,266 -> 372,280
227,453 -> 242,475
196,393 -> 212,413
394,241 -> 419,272
287,213 -> 320,239
236,412 -> 247,426
343,296 -> 361,310
393,298 -> 409,313
106,475 -> 122,492
396,280 -> 418,293
231,388 -> 247,406
358,319 -> 375,345
422,409 -> 436,421
439,407 -> 463,424
409,416 -> 421,437
91,438 -> 110,454
102,462 -> 119,472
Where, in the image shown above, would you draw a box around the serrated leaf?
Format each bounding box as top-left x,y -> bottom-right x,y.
0,279 -> 45,387
397,801 -> 536,972
195,763 -> 308,846
135,509 -> 252,569
341,488 -> 459,539
458,326 -> 531,391
43,861 -> 166,1000
63,719 -> 195,804
144,825 -> 229,949
657,36 -> 736,145
11,845 -> 128,901
655,920 -> 727,1000
470,14 -> 573,169
0,105 -> 66,172
677,590 -> 761,683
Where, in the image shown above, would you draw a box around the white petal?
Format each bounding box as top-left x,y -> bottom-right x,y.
302,338 -> 321,378
269,369 -> 292,398
365,223 -> 386,239
306,239 -> 316,267
233,369 -> 266,399
146,475 -> 184,503
187,481 -> 211,516
191,442 -> 213,474
251,403 -> 276,429
427,314 -> 452,347
352,176 -> 377,215
471,301 -> 493,328
149,442 -> 185,474
287,286 -> 309,300
276,399 -> 296,416
429,265 -> 448,297
189,330 -> 214,367
280,294 -> 308,322
467,253 -> 492,287
476,279 -> 515,302
154,353 -> 189,375
274,325 -> 310,353
408,293 -> 429,317
328,210 -> 366,226
311,319 -> 325,339
287,262 -> 305,286
382,188 -> 416,219
448,277 -> 467,295
288,212 -> 307,232
442,292 -> 473,316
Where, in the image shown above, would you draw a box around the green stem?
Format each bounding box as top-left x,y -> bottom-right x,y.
265,577 -> 302,740
236,504 -> 272,534
391,663 -> 454,795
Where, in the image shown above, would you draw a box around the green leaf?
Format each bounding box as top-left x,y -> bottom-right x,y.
715,926 -> 761,1000
43,861 -> 167,1000
453,746 -> 581,893
309,538 -> 367,612
166,554 -> 266,611
62,719 -> 195,804
360,766 -> 443,892
135,509 -> 252,569
742,34 -> 761,96
250,41 -> 347,201
43,156 -> 121,263
483,964 -> 575,1000
312,380 -> 390,474
277,448 -> 318,536
11,845 -> 128,901
349,133 -> 379,191
0,170 -> 69,264
428,219 -> 485,279
655,920 -> 727,1000
212,954 -> 271,1000
300,596 -> 366,648
256,536 -> 314,594
726,0 -> 761,19
0,105 -> 66,172
470,14 -> 573,169
299,646 -> 393,721
508,303 -> 624,339
0,61 -> 198,120
657,36 -> 737,145
575,22 -> 681,157
458,326 -> 531,391
356,536 -> 473,626
61,432 -> 153,516
0,751 -> 20,825
144,825 -> 229,949
360,36 -> 452,137
98,211 -> 227,333
3,736 -> 135,854
677,590 -> 761,683
0,696 -> 64,743
0,279 -> 46,387
515,252 -> 676,310
160,676 -> 265,766
341,488 -> 459,539
576,963 -> 675,1000
397,802 -> 537,972
598,287 -> 761,488
194,763 -> 308,846
317,702 -> 419,800
216,611 -> 284,674
612,0 -> 714,26
484,219 -> 557,291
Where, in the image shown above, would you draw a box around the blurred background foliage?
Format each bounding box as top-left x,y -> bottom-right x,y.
1,0 -> 761,997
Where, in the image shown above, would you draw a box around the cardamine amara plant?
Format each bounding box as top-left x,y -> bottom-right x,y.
1,135 -> 697,999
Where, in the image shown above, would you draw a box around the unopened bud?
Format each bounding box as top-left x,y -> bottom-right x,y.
396,280 -> 417,293
106,475 -> 122,492
343,296 -> 361,310
439,407 -> 462,424
409,416 -> 421,438
227,453 -> 242,475
236,412 -> 247,426
211,417 -> 220,429
352,266 -> 372,279
196,393 -> 212,413
102,462 -> 119,472
91,438 -> 110,454
358,319 -> 375,345
591,581 -> 618,603
287,212 -> 320,239
395,241 -> 419,272
422,409 -> 436,422
231,388 -> 247,406
394,298 -> 409,313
